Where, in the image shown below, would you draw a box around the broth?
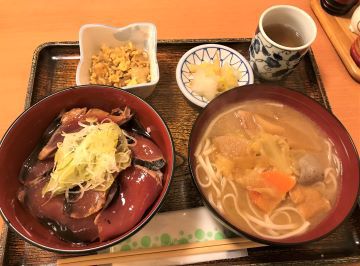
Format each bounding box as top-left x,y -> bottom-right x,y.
195,100 -> 340,240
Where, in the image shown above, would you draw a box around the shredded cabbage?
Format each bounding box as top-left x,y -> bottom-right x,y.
251,132 -> 292,174
42,122 -> 131,197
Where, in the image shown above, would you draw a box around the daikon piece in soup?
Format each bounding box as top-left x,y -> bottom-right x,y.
195,100 -> 341,240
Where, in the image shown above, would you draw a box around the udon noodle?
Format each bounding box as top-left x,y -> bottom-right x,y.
195,100 -> 340,240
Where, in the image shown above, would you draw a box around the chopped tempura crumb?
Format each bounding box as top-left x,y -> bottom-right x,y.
89,42 -> 151,87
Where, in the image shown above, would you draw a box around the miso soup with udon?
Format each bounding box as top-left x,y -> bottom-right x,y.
195,100 -> 340,240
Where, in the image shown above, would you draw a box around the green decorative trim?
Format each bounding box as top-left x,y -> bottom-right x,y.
115,228 -> 226,251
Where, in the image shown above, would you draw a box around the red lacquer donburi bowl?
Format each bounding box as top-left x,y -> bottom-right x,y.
188,84 -> 359,245
0,85 -> 174,253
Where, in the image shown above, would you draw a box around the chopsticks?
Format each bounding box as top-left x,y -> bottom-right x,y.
57,237 -> 264,266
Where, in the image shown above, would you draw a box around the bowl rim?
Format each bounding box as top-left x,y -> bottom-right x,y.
176,43 -> 254,108
188,84 -> 360,246
0,84 -> 175,253
75,23 -> 160,90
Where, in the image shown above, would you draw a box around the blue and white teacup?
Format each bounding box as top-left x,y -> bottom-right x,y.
249,5 -> 317,81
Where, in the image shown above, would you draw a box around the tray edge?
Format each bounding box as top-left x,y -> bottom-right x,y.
0,224 -> 8,266
307,48 -> 332,112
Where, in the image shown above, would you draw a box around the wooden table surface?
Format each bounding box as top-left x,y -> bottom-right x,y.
0,0 -> 359,232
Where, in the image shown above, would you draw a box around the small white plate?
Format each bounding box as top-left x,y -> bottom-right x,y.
176,44 -> 254,107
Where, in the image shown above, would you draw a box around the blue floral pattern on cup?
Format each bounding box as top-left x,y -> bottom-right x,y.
249,32 -> 304,81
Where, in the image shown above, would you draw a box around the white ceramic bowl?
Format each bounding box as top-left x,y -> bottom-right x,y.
76,23 -> 160,99
176,44 -> 254,107
350,5 -> 360,35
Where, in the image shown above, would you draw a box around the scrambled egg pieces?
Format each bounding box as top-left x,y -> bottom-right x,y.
89,42 -> 151,87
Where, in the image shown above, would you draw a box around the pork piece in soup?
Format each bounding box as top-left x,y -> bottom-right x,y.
195,100 -> 340,240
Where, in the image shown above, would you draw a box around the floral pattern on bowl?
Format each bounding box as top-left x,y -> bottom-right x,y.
176,44 -> 254,108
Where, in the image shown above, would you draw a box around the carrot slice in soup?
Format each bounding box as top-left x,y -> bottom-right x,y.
247,171 -> 295,213
262,171 -> 296,193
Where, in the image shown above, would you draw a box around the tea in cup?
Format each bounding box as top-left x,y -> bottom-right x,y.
249,5 -> 317,81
